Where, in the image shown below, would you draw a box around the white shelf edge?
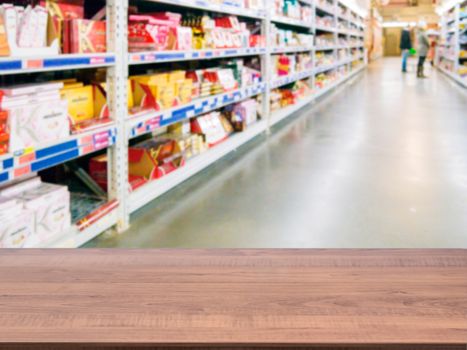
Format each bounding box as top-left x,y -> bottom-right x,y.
128,47 -> 267,65
438,66 -> 467,88
146,0 -> 266,19
0,53 -> 116,75
129,120 -> 268,213
271,15 -> 313,28
271,70 -> 315,89
271,46 -> 315,54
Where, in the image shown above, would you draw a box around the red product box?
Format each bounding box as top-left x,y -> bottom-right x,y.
129,139 -> 185,180
69,19 -> 107,53
128,15 -> 178,51
40,0 -> 84,20
250,35 -> 265,48
0,110 -> 8,134
89,155 -> 148,192
0,132 -> 9,155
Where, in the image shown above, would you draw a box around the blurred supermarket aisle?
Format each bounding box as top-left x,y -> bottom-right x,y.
88,58 -> 467,248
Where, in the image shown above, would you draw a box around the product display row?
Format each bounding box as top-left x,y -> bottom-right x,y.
0,0 -> 366,248
438,0 -> 467,87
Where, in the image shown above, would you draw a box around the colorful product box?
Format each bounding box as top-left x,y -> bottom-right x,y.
68,19 -> 106,53
128,13 -> 185,52
129,139 -> 185,180
0,14 -> 10,56
89,154 -> 148,192
131,74 -> 179,110
40,0 -> 84,20
0,110 -> 8,134
226,99 -> 258,131
0,132 -> 8,155
60,85 -> 94,124
40,0 -> 84,52
191,112 -> 232,147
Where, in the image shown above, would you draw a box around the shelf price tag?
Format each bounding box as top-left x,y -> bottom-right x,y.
82,144 -> 95,154
25,60 -> 44,69
90,57 -> 106,65
14,165 -> 31,178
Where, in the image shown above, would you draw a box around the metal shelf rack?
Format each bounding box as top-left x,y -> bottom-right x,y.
0,0 -> 367,248
437,0 -> 467,87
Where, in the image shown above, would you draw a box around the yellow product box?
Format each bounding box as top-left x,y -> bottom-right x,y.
60,85 -> 94,123
177,79 -> 193,104
131,74 -> 168,109
62,83 -> 85,89
168,71 -> 186,83
156,82 -> 176,110
169,71 -> 187,102
53,78 -> 78,84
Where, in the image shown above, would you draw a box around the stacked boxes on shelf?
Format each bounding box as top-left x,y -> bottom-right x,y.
0,176 -> 70,248
129,11 -> 265,53
0,0 -> 107,57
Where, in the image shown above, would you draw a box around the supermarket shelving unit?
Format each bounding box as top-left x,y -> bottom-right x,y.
438,0 -> 467,87
0,0 -> 367,248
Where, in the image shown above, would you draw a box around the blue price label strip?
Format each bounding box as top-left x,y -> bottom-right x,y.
0,127 -> 117,184
0,55 -> 115,73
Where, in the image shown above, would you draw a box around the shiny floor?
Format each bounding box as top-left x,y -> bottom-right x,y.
88,58 -> 467,248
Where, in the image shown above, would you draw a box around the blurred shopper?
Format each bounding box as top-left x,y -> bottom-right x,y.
427,32 -> 438,66
417,26 -> 430,78
400,26 -> 412,73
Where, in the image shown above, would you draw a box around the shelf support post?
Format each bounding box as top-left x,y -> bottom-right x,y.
107,0 -> 130,233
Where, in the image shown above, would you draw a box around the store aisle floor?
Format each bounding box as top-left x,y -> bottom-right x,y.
88,58 -> 467,248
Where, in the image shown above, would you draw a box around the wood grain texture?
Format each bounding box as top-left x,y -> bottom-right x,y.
0,249 -> 466,350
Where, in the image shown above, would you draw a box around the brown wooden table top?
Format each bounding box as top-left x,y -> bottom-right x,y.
0,249 -> 466,349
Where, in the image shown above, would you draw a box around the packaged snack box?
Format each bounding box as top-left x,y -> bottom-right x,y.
18,182 -> 71,243
8,98 -> 69,153
0,209 -> 35,248
69,19 -> 106,53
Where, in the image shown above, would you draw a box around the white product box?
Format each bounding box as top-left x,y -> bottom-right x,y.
18,6 -> 36,48
0,196 -> 18,211
0,176 -> 42,198
19,183 -> 71,243
8,98 -> 70,153
0,91 -> 61,110
0,209 -> 35,248
0,82 -> 64,97
1,4 -> 59,57
33,6 -> 48,48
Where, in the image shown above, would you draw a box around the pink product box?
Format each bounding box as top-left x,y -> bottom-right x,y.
18,183 -> 71,243
0,208 -> 35,248
235,99 -> 257,126
175,26 -> 192,50
8,98 -> 70,153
